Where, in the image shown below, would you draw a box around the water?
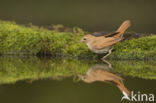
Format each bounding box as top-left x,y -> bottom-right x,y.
0,56 -> 156,103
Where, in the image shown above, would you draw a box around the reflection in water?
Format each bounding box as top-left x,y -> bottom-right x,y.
0,57 -> 155,103
79,61 -> 130,96
0,56 -> 156,85
0,56 -> 156,103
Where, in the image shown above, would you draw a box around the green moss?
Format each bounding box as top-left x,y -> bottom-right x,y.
108,36 -> 156,60
0,57 -> 93,84
0,57 -> 155,84
0,20 -> 156,60
111,60 -> 156,80
0,20 -> 92,57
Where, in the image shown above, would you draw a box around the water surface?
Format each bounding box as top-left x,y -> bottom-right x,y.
0,56 -> 156,103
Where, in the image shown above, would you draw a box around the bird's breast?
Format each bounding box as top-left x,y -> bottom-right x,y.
86,43 -> 112,54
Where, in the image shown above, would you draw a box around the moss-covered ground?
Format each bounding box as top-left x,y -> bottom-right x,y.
0,20 -> 156,60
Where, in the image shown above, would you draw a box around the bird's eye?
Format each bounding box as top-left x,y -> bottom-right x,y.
82,76 -> 87,80
83,38 -> 86,40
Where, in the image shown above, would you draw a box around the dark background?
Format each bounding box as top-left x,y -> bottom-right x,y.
0,0 -> 156,33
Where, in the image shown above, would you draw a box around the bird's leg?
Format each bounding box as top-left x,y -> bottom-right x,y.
101,59 -> 112,68
102,49 -> 112,59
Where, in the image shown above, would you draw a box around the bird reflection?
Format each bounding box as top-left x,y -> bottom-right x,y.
79,60 -> 130,96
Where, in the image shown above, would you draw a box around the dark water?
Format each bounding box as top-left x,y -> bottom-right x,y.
0,56 -> 156,103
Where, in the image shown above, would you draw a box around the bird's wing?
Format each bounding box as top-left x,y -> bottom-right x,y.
104,32 -> 120,37
101,71 -> 123,81
92,32 -> 120,37
92,37 -> 122,49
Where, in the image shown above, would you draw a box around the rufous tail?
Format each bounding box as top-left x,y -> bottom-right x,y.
114,79 -> 131,96
113,20 -> 131,38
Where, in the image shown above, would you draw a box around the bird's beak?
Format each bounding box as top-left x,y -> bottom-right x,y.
77,74 -> 85,80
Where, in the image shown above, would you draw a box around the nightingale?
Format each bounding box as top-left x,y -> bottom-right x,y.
79,63 -> 130,97
81,20 -> 131,59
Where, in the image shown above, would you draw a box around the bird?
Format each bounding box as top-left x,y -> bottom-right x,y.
80,20 -> 131,59
79,63 -> 130,97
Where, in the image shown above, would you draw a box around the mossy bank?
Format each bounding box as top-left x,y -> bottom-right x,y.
0,20 -> 156,60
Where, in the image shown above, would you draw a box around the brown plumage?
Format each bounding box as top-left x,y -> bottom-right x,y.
79,64 -> 130,96
81,20 -> 131,59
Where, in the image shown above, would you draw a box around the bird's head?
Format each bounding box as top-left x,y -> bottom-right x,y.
78,75 -> 92,83
80,34 -> 95,43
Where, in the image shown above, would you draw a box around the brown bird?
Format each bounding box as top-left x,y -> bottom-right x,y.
81,20 -> 131,59
79,63 -> 130,96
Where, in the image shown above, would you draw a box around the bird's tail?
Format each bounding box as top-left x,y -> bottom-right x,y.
113,20 -> 131,38
114,79 -> 131,96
